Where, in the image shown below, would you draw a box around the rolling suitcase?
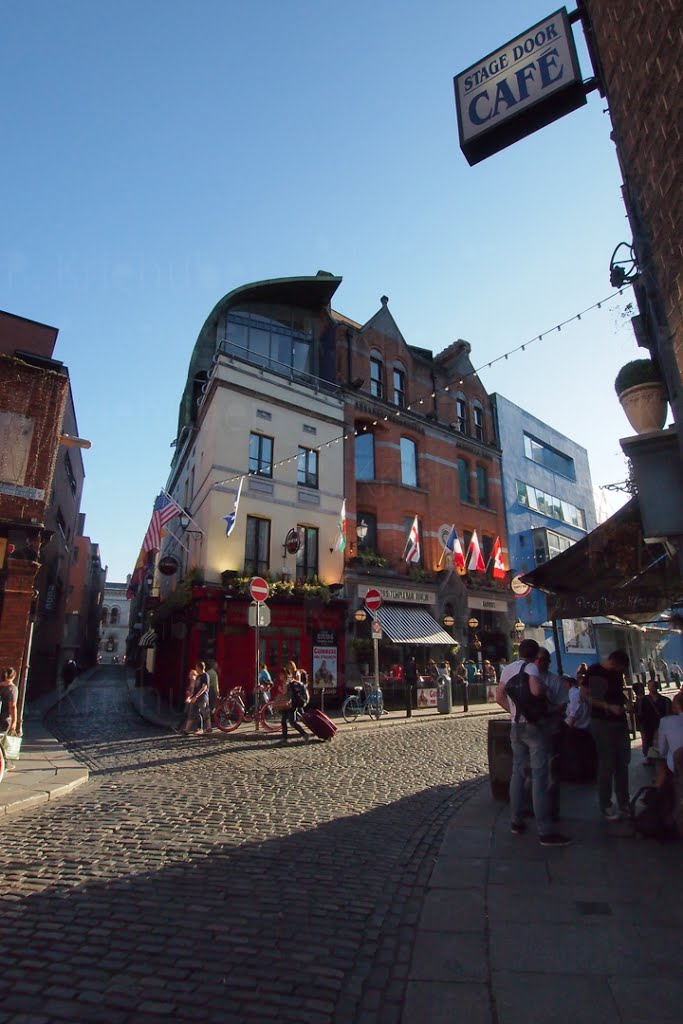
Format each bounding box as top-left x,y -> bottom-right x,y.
302,708 -> 337,740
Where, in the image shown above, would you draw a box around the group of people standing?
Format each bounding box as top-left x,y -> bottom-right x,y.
179,657 -> 312,743
179,659 -> 220,735
495,640 -> 662,846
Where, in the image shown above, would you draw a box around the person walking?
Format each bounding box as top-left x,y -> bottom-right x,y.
179,668 -> 198,734
535,648 -> 569,822
279,668 -> 310,744
496,638 -> 572,847
636,678 -> 672,765
670,660 -> 682,688
207,659 -> 220,721
583,649 -> 633,821
0,667 -> 18,737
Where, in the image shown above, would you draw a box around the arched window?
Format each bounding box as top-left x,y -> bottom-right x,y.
457,458 -> 472,503
355,433 -> 375,481
400,437 -> 417,487
392,366 -> 406,407
110,607 -> 120,625
455,396 -> 468,433
476,465 -> 489,507
101,608 -> 109,626
370,355 -> 384,399
473,404 -> 484,441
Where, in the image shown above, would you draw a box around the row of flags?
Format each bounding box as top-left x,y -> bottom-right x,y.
128,487 -> 506,599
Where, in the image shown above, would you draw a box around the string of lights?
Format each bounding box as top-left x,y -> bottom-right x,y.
203,286 -> 626,492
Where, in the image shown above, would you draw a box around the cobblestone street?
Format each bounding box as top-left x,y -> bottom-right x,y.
0,667 -> 490,1024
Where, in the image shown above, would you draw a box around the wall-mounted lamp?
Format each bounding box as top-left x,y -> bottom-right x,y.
443,614 -> 455,628
179,513 -> 203,537
354,608 -> 367,622
513,618 -> 525,637
356,520 -> 368,541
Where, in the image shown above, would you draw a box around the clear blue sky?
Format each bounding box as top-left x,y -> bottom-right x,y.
2,1 -> 642,582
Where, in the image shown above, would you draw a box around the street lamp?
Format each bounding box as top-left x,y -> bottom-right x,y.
356,520 -> 368,541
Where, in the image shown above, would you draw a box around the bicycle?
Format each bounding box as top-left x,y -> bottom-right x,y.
342,684 -> 384,723
213,685 -> 282,734
0,742 -> 5,786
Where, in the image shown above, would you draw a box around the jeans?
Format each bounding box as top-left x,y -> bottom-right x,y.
590,717 -> 631,811
281,707 -> 307,739
510,721 -> 552,836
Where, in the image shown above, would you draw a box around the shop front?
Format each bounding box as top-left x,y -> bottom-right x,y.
153,584 -> 348,707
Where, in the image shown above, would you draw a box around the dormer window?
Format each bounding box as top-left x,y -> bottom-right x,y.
370,357 -> 383,399
393,368 -> 406,408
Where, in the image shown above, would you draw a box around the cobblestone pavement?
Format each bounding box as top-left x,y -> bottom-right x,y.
0,668 -> 490,1024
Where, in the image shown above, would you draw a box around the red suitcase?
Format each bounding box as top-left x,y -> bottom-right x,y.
301,708 -> 337,740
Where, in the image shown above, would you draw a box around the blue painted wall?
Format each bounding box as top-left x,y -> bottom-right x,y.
492,394 -> 597,677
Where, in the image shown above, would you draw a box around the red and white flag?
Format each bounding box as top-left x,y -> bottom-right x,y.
404,515 -> 420,564
466,530 -> 486,573
142,491 -> 184,553
491,536 -> 506,579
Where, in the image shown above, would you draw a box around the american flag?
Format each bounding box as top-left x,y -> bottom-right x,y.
142,492 -> 183,553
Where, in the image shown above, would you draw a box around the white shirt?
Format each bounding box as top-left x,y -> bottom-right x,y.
656,714 -> 683,772
498,659 -> 541,723
565,684 -> 591,729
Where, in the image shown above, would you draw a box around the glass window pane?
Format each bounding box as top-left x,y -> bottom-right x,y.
355,434 -> 375,480
401,438 -> 417,487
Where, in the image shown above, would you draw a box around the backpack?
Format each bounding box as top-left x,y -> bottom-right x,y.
504,661 -> 548,724
291,680 -> 308,709
630,785 -> 678,841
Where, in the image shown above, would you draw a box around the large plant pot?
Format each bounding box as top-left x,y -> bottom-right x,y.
618,382 -> 668,433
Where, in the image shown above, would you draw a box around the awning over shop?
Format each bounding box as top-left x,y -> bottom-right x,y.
371,606 -> 455,645
521,497 -> 683,623
139,629 -> 158,648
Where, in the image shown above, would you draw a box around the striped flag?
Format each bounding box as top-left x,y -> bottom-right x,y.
334,499 -> 347,552
440,524 -> 466,571
466,530 -> 486,573
404,515 -> 420,564
142,492 -> 183,553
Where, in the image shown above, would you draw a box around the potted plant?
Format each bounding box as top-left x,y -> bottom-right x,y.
614,358 -> 668,433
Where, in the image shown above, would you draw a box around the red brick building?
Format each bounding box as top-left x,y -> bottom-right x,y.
0,348 -> 68,711
334,294 -> 514,682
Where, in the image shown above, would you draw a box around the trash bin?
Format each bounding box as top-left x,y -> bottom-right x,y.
487,718 -> 512,800
437,677 -> 452,714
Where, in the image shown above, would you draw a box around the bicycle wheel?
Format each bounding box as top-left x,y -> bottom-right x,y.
259,701 -> 282,734
213,699 -> 243,733
0,744 -> 5,786
367,693 -> 383,720
342,696 -> 361,723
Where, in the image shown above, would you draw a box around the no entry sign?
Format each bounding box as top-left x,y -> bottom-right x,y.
364,588 -> 382,612
249,576 -> 270,603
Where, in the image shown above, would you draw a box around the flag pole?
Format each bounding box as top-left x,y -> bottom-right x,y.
161,487 -> 204,535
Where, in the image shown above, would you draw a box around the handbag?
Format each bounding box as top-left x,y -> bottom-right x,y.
2,733 -> 22,760
272,696 -> 292,712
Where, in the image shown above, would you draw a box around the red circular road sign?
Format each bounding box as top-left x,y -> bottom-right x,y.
249,576 -> 270,603
364,588 -> 382,612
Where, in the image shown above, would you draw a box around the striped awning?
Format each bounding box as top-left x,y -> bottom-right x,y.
139,629 -> 158,648
371,606 -> 454,645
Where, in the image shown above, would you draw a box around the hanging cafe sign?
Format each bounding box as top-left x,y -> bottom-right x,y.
453,7 -> 586,165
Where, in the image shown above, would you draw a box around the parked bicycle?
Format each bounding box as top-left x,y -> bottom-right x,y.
342,684 -> 384,723
213,685 -> 281,734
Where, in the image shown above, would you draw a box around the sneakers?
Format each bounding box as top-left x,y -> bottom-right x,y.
539,833 -> 573,848
601,805 -> 622,822
510,821 -> 526,835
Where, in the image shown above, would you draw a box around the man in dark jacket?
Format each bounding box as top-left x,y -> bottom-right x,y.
583,649 -> 633,821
